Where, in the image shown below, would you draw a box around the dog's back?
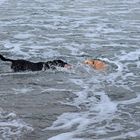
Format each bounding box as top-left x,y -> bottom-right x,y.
0,54 -> 70,72
0,54 -> 44,72
11,60 -> 44,72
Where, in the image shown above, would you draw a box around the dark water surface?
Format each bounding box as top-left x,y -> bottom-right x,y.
0,0 -> 140,139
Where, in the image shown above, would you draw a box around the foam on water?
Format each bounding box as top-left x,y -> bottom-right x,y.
14,33 -> 33,40
0,0 -> 140,139
44,67 -> 118,139
117,48 -> 140,61
12,87 -> 33,94
45,47 -> 140,140
0,0 -> 7,5
3,40 -> 29,57
0,108 -> 33,139
48,132 -> 84,140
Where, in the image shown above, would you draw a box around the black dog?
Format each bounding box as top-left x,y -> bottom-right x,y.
0,54 -> 71,72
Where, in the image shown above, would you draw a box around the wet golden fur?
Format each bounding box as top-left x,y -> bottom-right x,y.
84,59 -> 107,70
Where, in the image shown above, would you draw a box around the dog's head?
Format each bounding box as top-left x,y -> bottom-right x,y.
52,60 -> 72,68
45,60 -> 72,69
84,59 -> 107,70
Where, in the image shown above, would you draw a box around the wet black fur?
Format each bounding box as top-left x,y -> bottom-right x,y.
0,54 -> 68,72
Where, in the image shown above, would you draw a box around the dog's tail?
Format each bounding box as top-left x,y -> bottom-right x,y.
0,54 -> 13,62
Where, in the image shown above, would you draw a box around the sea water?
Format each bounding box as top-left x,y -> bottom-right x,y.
0,0 -> 140,139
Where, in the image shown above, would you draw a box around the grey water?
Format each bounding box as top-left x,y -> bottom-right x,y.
0,0 -> 140,139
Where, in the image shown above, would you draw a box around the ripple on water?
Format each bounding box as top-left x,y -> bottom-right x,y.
0,0 -> 140,139
0,108 -> 33,139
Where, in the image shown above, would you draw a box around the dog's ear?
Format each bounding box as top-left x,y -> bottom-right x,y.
91,60 -> 95,65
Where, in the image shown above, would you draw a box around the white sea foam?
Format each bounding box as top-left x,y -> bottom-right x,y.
103,129 -> 140,140
48,132 -> 84,140
3,40 -> 29,57
14,33 -> 33,40
0,108 -> 33,139
1,0 -> 140,139
103,48 -> 140,89
45,70 -> 118,139
118,48 -> 140,61
49,134 -> 86,140
12,87 -> 33,94
46,46 -> 140,139
0,0 -> 7,5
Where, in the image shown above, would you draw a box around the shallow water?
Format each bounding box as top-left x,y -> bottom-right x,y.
0,0 -> 140,139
